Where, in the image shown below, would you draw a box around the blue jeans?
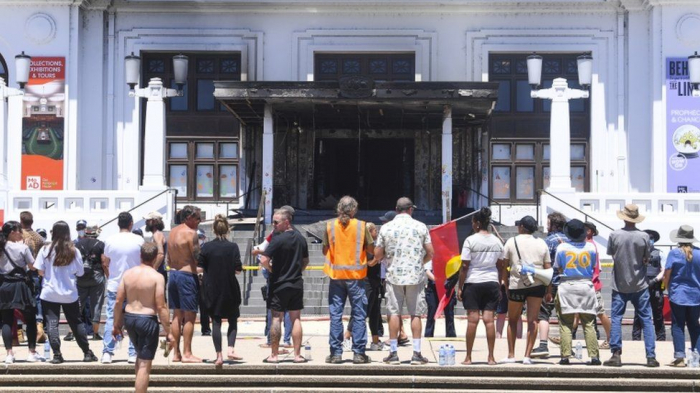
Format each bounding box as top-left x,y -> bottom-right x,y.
32,274 -> 43,322
670,301 -> 700,359
102,291 -> 136,357
610,289 -> 656,358
329,279 -> 367,356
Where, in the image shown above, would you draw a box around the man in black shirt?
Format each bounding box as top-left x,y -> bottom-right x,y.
75,225 -> 107,340
260,209 -> 309,363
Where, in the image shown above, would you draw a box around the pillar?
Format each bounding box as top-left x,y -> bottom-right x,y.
141,78 -> 168,190
262,104 -> 274,224
441,105 -> 453,223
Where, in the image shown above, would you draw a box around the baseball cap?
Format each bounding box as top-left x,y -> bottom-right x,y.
197,229 -> 206,239
143,211 -> 163,220
515,215 -> 538,233
131,228 -> 143,237
36,228 -> 47,238
379,211 -> 397,223
76,219 -> 87,229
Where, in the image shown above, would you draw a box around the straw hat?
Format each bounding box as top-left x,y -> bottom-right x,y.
616,204 -> 645,223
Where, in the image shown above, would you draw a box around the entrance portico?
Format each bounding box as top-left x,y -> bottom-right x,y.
214,78 -> 498,223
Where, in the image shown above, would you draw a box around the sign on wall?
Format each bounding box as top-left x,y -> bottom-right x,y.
666,57 -> 700,193
21,57 -> 65,190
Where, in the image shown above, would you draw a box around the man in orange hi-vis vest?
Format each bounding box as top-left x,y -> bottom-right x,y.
323,196 -> 374,365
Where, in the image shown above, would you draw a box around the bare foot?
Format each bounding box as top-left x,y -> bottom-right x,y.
214,355 -> 224,367
263,356 -> 279,363
461,358 -> 472,365
487,357 -> 497,365
172,352 -> 182,362
227,350 -> 243,361
181,354 -> 203,363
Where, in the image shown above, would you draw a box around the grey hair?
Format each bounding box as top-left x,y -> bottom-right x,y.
336,196 -> 358,225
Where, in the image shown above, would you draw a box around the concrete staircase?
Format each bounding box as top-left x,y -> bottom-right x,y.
3,363 -> 699,392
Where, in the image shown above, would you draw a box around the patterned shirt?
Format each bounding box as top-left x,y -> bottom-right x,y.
376,213 -> 431,286
22,229 -> 46,259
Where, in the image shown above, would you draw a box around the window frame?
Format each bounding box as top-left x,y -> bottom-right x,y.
314,53 -> 416,82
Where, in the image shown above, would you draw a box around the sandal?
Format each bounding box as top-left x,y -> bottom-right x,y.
262,357 -> 279,364
293,356 -> 309,364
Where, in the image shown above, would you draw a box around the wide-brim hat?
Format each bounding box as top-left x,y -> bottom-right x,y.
669,225 -> 699,244
616,204 -> 645,223
643,229 -> 660,243
564,219 -> 586,242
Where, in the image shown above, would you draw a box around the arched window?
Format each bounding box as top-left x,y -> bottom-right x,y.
0,53 -> 8,83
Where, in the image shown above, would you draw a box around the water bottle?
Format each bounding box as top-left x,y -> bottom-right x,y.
304,343 -> 312,361
43,341 -> 50,360
438,346 -> 447,366
115,334 -> 122,351
575,341 -> 583,360
692,349 -> 699,368
448,345 -> 455,365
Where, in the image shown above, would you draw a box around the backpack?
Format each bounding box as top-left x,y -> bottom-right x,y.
75,238 -> 103,279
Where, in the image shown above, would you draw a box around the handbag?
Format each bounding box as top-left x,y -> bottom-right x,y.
2,249 -> 34,293
513,237 -> 535,287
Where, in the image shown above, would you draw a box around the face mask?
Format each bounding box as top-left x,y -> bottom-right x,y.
78,230 -> 85,237
649,239 -> 655,247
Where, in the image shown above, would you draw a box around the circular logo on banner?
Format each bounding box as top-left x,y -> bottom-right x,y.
669,153 -> 688,171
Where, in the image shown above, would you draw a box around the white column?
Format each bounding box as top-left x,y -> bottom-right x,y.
7,95 -> 23,190
0,80 -> 7,190
548,79 -> 575,192
262,105 -> 274,224
140,78 -> 168,190
441,105 -> 453,223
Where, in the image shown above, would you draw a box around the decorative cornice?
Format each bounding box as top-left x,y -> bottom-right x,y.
0,0 -> 109,7
105,0 -> 623,14
619,0 -> 650,11
80,0 -> 111,10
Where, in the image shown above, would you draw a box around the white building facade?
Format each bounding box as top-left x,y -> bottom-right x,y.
0,0 -> 698,247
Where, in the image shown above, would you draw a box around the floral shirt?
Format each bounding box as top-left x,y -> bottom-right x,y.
376,214 -> 431,286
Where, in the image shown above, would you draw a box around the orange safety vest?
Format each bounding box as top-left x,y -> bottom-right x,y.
324,218 -> 367,280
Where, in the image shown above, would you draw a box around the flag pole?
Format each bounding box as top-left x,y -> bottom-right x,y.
450,210 -> 479,224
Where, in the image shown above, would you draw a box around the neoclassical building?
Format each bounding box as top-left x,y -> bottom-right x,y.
0,0 -> 698,247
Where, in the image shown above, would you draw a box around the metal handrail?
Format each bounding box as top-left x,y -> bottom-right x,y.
98,188 -> 175,229
462,186 -> 502,224
537,189 -> 614,231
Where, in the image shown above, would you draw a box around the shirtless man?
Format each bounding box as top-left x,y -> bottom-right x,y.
165,205 -> 202,363
113,242 -> 173,393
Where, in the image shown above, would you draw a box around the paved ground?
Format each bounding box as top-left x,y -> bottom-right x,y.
7,317 -> 688,368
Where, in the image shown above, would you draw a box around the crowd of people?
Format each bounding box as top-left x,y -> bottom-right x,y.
0,199 -> 698,389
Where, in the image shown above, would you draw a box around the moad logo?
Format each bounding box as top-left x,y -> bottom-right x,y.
26,176 -> 41,190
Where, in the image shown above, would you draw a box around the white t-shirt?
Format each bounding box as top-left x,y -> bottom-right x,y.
34,245 -> 84,304
104,232 -> 144,293
461,233 -> 504,284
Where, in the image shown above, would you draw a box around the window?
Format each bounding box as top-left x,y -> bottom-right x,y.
314,53 -> 416,82
490,141 -> 589,202
0,54 -> 7,83
142,53 -> 241,200
167,140 -> 240,201
489,53 -> 590,202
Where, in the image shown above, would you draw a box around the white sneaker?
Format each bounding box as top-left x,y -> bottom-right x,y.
101,353 -> 113,364
342,339 -> 352,352
128,355 -> 136,364
4,355 -> 14,364
26,352 -> 45,363
498,357 -> 516,364
522,357 -> 533,365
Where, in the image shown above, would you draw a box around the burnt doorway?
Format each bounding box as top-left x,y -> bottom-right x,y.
315,138 -> 414,210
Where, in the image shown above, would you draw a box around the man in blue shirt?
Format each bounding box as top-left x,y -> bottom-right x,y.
531,212 -> 568,359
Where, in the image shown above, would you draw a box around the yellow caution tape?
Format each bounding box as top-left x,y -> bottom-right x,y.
242,265 -> 325,271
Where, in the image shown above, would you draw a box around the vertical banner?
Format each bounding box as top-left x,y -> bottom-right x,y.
21,57 -> 65,190
429,221 -> 461,317
666,57 -> 700,193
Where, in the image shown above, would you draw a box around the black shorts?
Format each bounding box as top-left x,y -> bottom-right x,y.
507,285 -> 546,303
496,284 -> 509,314
168,270 -> 199,312
124,313 -> 159,361
268,287 -> 303,312
538,285 -> 558,321
462,281 -> 501,312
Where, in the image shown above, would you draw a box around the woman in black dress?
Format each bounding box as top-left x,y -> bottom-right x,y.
0,221 -> 41,364
199,214 -> 242,366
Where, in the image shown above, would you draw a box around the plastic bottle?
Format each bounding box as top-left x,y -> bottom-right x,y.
448,345 -> 455,365
304,343 -> 312,362
115,335 -> 122,351
575,341 -> 583,360
43,341 -> 50,360
439,346 -> 447,366
692,349 -> 699,368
